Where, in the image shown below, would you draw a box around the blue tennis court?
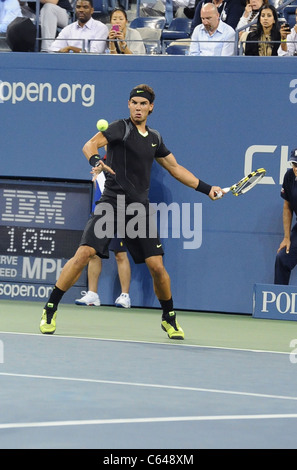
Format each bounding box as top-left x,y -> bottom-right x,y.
1,300 -> 297,449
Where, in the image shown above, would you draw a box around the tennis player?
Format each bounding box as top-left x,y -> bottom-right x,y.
40,84 -> 223,339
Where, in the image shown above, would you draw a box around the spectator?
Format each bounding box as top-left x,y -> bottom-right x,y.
108,7 -> 145,54
141,0 -> 196,19
27,0 -> 73,52
237,0 -> 268,38
190,0 -> 245,34
19,1 -> 36,19
75,243 -> 132,308
189,3 -> 235,55
274,149 -> 297,285
0,0 -> 22,34
49,0 -> 108,53
75,170 -> 132,308
278,8 -> 297,56
245,4 -> 280,56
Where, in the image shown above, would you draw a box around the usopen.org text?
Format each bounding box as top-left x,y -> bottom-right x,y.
0,80 -> 95,107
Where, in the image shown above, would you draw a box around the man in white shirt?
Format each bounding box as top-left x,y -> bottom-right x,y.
49,0 -> 108,53
189,3 -> 235,56
0,0 -> 21,34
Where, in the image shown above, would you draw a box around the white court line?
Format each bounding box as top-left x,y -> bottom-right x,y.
0,330 -> 290,355
1,371 -> 297,401
1,414 -> 297,430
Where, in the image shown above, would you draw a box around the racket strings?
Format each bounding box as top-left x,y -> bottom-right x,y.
231,170 -> 265,196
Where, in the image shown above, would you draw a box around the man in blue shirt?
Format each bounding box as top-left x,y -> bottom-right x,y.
274,149 -> 297,284
0,0 -> 21,34
189,2 -> 235,55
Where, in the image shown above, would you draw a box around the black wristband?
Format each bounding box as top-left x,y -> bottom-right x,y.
89,154 -> 103,167
195,180 -> 212,195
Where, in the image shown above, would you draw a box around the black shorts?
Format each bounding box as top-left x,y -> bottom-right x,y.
109,236 -> 126,253
79,196 -> 164,264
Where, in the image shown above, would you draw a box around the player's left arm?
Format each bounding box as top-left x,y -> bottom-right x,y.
156,153 -> 222,200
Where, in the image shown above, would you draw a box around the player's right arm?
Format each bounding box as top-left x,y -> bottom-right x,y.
277,199 -> 293,254
83,131 -> 108,160
82,132 -> 115,175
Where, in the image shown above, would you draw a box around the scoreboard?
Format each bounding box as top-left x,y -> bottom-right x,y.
0,176 -> 93,303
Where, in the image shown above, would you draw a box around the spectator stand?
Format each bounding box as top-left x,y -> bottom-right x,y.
283,2 -> 297,27
93,0 -> 117,21
129,14 -> 191,53
130,15 -> 166,53
236,0 -> 297,55
161,17 -> 191,53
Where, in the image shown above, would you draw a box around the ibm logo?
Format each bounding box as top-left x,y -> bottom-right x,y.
1,190 -> 66,224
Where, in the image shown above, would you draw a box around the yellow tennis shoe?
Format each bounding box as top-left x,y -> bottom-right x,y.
161,311 -> 184,340
40,303 -> 57,334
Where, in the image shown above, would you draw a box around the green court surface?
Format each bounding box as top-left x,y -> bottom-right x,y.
1,299 -> 297,353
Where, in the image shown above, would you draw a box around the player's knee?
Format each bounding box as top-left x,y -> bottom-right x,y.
74,246 -> 96,267
147,258 -> 166,280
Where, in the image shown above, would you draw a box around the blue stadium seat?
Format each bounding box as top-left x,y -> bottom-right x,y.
130,16 -> 166,30
93,0 -> 109,16
130,16 -> 166,53
118,0 -> 130,10
283,5 -> 297,28
165,43 -> 189,55
161,18 -> 191,41
108,0 -> 116,12
145,42 -> 162,54
92,0 -> 116,17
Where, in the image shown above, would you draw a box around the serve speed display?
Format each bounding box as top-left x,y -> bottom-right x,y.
0,176 -> 93,303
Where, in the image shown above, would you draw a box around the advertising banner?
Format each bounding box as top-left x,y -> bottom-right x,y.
253,283 -> 297,321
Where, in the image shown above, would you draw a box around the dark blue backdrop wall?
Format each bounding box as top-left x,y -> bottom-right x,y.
1,53 -> 297,314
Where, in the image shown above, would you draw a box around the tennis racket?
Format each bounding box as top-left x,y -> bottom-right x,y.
215,168 -> 266,198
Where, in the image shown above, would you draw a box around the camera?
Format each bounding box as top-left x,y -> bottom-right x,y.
279,18 -> 290,31
112,25 -> 120,32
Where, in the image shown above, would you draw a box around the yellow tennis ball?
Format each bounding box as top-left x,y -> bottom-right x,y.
96,119 -> 109,131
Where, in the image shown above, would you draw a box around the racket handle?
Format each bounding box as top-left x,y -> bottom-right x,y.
214,188 -> 230,199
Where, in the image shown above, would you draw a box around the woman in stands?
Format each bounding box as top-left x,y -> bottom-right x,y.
236,0 -> 269,38
245,4 -> 281,55
108,8 -> 146,54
